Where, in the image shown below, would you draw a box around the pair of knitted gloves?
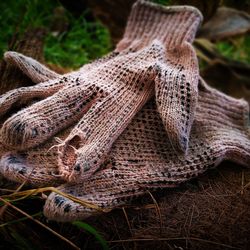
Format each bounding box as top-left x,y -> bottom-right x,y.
0,0 -> 249,221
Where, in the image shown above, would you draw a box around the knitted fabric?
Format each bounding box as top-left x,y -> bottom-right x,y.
0,0 -> 202,183
0,79 -> 249,221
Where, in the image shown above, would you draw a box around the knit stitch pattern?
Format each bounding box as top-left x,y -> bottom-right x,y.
0,0 -> 202,183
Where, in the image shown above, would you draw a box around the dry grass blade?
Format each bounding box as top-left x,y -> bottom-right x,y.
0,187 -> 105,212
0,188 -> 20,193
0,180 -> 27,219
108,237 -> 240,249
0,212 -> 42,227
147,190 -> 163,232
241,170 -> 245,195
122,207 -> 133,237
0,197 -> 80,249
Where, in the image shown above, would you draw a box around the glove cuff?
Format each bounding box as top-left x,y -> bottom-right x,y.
197,79 -> 249,131
117,0 -> 203,51
197,79 -> 250,167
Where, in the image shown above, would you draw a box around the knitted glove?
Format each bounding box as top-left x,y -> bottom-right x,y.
0,1 -> 202,183
1,80 -> 249,221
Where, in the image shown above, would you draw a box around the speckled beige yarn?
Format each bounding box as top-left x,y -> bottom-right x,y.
1,79 -> 249,221
0,0 -> 202,183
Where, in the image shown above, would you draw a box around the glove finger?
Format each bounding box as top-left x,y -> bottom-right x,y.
0,78 -> 66,118
57,81 -> 154,182
0,152 -> 63,187
44,186 -> 102,222
0,126 -> 72,187
1,84 -> 96,150
4,51 -> 60,83
44,165 -> 126,222
155,44 -> 199,154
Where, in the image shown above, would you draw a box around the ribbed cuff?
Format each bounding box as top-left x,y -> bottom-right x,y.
117,0 -> 203,51
197,78 -> 249,131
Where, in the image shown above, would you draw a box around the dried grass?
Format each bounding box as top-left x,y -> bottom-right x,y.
1,161 -> 248,249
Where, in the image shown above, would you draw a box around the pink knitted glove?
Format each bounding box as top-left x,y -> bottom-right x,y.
1,80 -> 249,221
0,1 -> 202,183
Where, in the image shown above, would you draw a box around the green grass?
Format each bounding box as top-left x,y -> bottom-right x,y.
216,35 -> 250,64
1,0 -> 250,69
0,0 -> 111,69
0,0 -> 57,55
73,221 -> 109,250
44,16 -> 111,69
152,0 -> 172,4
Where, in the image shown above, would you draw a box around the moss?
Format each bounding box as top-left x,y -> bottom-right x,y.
44,16 -> 111,69
0,0 -> 111,69
0,0 -> 249,68
216,35 -> 250,64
